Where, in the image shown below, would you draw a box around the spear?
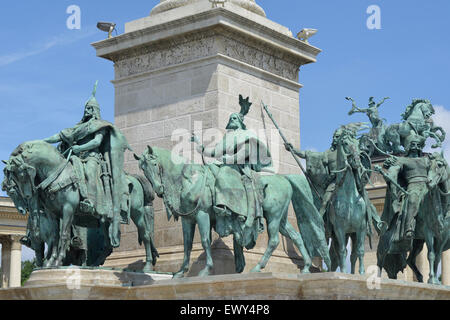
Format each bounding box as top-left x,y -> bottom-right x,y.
262,102 -> 322,201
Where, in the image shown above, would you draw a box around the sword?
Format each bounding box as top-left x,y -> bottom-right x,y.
262,102 -> 322,201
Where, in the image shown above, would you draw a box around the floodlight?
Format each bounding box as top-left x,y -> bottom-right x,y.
97,22 -> 117,39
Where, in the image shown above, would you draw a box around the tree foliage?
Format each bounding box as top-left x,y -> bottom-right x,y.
21,259 -> 37,286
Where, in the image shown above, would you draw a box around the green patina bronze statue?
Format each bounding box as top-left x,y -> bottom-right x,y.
135,95 -> 331,278
43,81 -> 129,247
2,83 -> 159,271
192,95 -> 272,239
347,97 -> 391,156
347,97 -> 446,157
376,134 -> 450,284
285,123 -> 385,274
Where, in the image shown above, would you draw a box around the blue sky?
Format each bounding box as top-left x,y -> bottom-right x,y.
1,0 -> 449,261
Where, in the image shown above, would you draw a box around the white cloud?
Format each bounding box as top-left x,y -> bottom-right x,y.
0,29 -> 97,67
425,105 -> 450,159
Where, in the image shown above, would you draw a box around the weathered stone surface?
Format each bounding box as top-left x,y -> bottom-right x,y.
23,268 -> 172,288
1,272 -> 449,300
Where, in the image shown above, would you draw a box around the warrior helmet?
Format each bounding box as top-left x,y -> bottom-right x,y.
82,81 -> 101,121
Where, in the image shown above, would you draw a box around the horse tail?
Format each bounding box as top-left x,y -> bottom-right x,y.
284,174 -> 331,269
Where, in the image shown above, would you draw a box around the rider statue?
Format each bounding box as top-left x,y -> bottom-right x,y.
285,125 -> 385,235
347,96 -> 390,155
191,95 -> 272,239
347,97 -> 389,129
43,82 -> 130,248
378,133 -> 431,240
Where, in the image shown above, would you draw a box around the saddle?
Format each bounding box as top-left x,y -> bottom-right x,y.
47,156 -> 131,226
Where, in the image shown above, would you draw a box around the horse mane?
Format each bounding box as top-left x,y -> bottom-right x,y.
401,99 -> 433,120
148,146 -> 187,167
11,140 -> 64,162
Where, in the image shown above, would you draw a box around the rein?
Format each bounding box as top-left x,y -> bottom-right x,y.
36,149 -> 73,192
155,158 -> 207,218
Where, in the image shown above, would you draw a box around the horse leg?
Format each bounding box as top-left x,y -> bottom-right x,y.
55,203 -> 74,267
233,237 -> 245,273
407,239 -> 425,283
279,219 -> 312,274
196,210 -> 213,277
350,233 -> 357,274
355,231 -> 366,275
251,216 -> 281,273
35,242 -> 45,268
131,207 -> 154,273
329,237 -> 339,272
173,218 -> 195,278
333,224 -> 347,273
425,234 -> 439,285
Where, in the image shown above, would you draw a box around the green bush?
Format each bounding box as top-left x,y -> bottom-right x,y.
21,259 -> 37,286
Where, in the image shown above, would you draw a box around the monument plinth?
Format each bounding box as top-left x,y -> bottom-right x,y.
1,272 -> 449,300
92,0 -> 321,275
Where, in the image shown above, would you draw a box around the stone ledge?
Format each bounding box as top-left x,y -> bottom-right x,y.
1,272 -> 449,300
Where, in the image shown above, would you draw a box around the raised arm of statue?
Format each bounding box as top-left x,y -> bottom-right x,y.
44,133 -> 62,144
284,143 -> 306,158
376,97 -> 390,108
346,97 -> 366,115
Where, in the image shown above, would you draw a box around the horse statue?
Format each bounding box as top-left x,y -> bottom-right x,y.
2,176 -> 62,267
404,152 -> 449,284
134,146 -> 331,278
3,140 -> 159,271
385,99 -> 445,154
2,176 -> 113,267
376,151 -> 449,284
326,125 -> 371,274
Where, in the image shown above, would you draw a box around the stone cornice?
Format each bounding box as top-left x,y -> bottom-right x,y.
0,197 -> 28,221
92,7 -> 321,66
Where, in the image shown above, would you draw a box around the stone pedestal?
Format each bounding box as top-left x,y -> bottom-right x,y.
92,0 -> 321,274
1,272 -> 449,300
442,250 -> 450,286
24,268 -> 173,288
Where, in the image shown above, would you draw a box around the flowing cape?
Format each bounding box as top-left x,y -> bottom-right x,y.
59,119 -> 130,219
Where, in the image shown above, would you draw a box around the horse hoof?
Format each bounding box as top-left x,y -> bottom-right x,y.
301,267 -> 311,274
173,272 -> 185,279
143,264 -> 153,273
428,278 -> 441,285
250,266 -> 261,273
198,268 -> 211,277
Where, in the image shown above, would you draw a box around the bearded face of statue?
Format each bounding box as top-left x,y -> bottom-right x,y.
226,113 -> 245,130
82,104 -> 101,122
406,140 -> 423,156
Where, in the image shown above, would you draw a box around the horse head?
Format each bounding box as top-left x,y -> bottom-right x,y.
401,99 -> 434,121
428,152 -> 449,190
6,155 -> 37,201
335,124 -> 366,171
2,160 -> 29,215
134,146 -> 164,197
